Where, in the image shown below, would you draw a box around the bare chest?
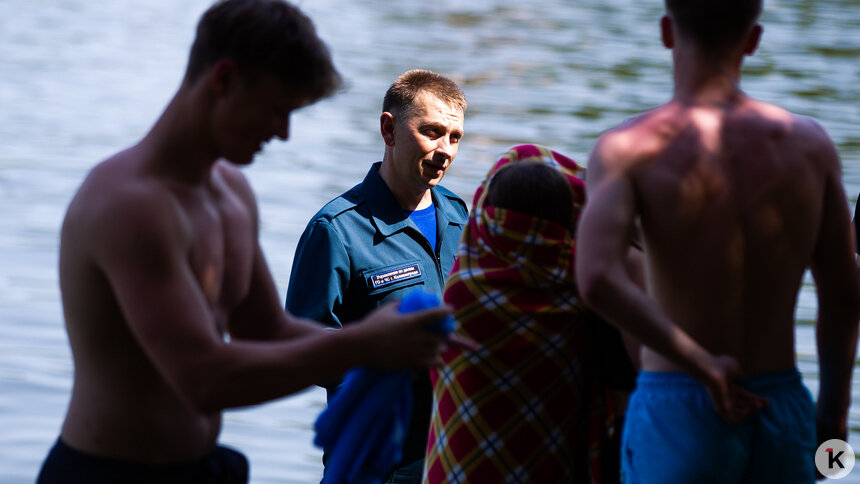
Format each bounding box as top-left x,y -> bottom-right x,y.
174,184 -> 254,320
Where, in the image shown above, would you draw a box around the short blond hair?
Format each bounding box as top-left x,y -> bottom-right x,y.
382,69 -> 466,118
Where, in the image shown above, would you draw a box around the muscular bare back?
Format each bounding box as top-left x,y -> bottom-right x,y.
577,0 -> 857,445
584,94 -> 853,376
59,149 -> 257,463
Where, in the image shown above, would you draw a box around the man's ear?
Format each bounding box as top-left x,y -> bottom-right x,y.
660,15 -> 674,49
210,58 -> 239,97
380,112 -> 396,146
744,24 -> 763,55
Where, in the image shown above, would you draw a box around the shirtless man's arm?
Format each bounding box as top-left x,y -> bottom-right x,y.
43,1 -> 459,472
89,163 -> 447,413
809,126 -> 860,445
217,163 -> 335,343
576,128 -> 766,423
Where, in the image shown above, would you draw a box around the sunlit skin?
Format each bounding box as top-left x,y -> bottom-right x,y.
56,57 -> 452,464
378,92 -> 465,211
576,13 -> 859,431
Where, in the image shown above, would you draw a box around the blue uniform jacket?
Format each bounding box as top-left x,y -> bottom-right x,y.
285,162 -> 467,467
286,162 -> 467,328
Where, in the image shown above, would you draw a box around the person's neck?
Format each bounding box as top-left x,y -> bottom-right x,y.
671,44 -> 746,107
377,160 -> 433,211
139,83 -> 220,185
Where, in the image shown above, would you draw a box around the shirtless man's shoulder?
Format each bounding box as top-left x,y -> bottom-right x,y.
593,96 -> 840,213
599,98 -> 826,157
591,106 -> 673,169
63,151 -> 189,290
583,93 -> 849,372
60,149 -> 217,460
66,152 -> 258,261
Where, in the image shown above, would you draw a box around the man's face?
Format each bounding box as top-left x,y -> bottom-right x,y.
387,92 -> 464,191
212,69 -> 306,166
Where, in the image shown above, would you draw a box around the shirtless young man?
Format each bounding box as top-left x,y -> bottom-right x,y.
575,0 -> 860,482
36,1 -> 449,482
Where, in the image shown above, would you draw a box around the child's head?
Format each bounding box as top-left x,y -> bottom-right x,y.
486,162 -> 575,231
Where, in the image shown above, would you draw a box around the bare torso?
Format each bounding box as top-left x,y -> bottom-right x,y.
59,149 -> 255,463
618,96 -> 830,375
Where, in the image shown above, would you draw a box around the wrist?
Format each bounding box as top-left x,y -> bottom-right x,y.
332,325 -> 371,369
816,410 -> 848,439
816,394 -> 851,420
669,330 -> 714,382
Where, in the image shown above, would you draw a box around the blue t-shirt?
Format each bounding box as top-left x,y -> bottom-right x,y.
409,203 -> 437,252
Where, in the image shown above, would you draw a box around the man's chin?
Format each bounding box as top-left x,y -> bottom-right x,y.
422,178 -> 442,189
224,152 -> 256,166
422,172 -> 446,187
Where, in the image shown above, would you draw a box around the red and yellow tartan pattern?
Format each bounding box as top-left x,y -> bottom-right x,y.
423,145 -> 612,484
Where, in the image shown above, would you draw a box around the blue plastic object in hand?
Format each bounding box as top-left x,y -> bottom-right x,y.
398,290 -> 454,336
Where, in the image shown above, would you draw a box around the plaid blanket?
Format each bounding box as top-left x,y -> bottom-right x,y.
424,144 -> 617,484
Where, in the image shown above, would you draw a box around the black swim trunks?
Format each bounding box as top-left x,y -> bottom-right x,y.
37,438 -> 249,484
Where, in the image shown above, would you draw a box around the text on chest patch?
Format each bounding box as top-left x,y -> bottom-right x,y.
369,264 -> 422,289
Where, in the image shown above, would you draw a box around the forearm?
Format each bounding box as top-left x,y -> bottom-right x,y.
814,252 -> 860,433
274,313 -> 330,340
816,312 -> 859,434
185,303 -> 447,411
580,265 -> 713,381
574,154 -> 715,378
182,329 -> 366,412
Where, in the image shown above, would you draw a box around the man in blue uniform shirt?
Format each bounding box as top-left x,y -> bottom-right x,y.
286,69 -> 468,483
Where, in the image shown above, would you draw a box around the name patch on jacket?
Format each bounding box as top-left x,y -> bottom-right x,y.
369,264 -> 422,289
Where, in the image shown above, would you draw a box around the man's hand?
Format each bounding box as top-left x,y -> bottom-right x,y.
702,355 -> 769,424
352,302 -> 451,370
445,333 -> 480,353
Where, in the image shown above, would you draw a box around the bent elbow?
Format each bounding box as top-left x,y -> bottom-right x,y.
817,280 -> 860,333
175,376 -> 223,414
169,357 -> 231,413
577,264 -> 614,310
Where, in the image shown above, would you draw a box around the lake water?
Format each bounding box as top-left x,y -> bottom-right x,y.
0,0 -> 858,482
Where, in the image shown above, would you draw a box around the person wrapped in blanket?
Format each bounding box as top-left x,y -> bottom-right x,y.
423,144 -> 639,484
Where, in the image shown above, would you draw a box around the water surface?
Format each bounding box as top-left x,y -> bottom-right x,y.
0,0 -> 858,481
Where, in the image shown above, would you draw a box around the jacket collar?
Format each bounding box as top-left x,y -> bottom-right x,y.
358,162 -> 465,238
